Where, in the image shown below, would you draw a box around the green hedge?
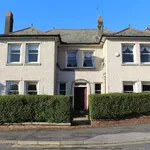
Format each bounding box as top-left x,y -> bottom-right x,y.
89,93 -> 150,120
0,95 -> 72,124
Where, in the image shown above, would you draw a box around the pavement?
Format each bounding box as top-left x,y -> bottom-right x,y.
1,124 -> 150,147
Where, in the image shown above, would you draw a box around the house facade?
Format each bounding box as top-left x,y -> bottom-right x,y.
1,11 -> 150,111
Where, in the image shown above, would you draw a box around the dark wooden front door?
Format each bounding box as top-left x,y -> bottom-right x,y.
74,87 -> 87,111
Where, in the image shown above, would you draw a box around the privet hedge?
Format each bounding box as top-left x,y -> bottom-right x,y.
0,95 -> 72,124
89,93 -> 150,120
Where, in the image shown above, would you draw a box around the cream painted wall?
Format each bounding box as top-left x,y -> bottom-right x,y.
56,45 -> 106,98
105,38 -> 150,93
0,38 -> 56,95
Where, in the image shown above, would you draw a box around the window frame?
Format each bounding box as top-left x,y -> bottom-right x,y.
66,51 -> 78,68
122,44 -> 135,64
94,83 -> 101,94
26,44 -> 40,63
6,81 -> 20,95
82,51 -> 95,68
25,81 -> 38,95
142,82 -> 150,92
140,45 -> 150,64
123,82 -> 136,93
58,82 -> 67,95
7,44 -> 21,63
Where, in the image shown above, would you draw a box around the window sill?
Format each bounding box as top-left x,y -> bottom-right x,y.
6,63 -> 23,66
24,63 -> 41,66
121,63 -> 138,66
140,63 -> 150,66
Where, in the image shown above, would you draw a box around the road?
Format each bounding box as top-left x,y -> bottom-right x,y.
1,142 -> 150,150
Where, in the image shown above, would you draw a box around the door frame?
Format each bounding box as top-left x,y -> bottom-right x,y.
73,83 -> 88,110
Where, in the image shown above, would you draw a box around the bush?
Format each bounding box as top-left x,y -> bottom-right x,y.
0,95 -> 72,124
89,93 -> 150,120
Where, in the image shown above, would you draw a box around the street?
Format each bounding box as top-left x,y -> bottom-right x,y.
2,142 -> 150,149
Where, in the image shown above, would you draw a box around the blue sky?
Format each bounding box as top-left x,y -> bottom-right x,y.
0,0 -> 149,33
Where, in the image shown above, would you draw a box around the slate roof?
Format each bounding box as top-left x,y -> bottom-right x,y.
46,29 -> 113,44
8,26 -> 46,35
109,27 -> 150,37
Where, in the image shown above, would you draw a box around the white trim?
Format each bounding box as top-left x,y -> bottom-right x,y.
25,81 -> 39,95
25,43 -> 40,64
57,82 -> 67,95
82,51 -> 95,68
7,44 -> 22,64
6,80 -> 20,95
65,50 -> 78,68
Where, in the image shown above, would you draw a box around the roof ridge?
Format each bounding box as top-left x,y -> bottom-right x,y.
9,26 -> 45,35
8,27 -> 31,34
113,27 -> 129,35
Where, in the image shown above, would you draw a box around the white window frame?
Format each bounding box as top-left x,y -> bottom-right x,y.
122,44 -> 135,64
142,82 -> 150,92
66,51 -> 78,68
7,44 -> 21,63
25,81 -> 38,95
26,44 -> 40,63
94,83 -> 101,94
82,51 -> 95,68
140,45 -> 150,64
6,81 -> 20,95
123,82 -> 136,93
58,82 -> 67,95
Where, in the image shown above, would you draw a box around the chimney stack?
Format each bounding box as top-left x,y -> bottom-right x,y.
97,16 -> 103,37
4,11 -> 13,34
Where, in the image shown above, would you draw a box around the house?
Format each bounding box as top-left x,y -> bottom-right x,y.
1,11 -> 150,111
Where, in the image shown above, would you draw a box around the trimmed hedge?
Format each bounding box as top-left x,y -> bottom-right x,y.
89,93 -> 150,120
0,95 -> 72,124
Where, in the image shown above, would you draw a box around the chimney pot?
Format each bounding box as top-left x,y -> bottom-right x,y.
97,16 -> 103,37
4,11 -> 13,34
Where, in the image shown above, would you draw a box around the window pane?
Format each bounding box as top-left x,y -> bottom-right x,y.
28,92 -> 37,95
141,54 -> 150,62
95,91 -> 101,94
95,84 -> 101,91
84,60 -> 93,67
10,54 -> 20,62
67,60 -> 77,67
124,85 -> 133,93
29,50 -> 38,54
60,83 -> 66,90
28,45 -> 39,50
8,91 -> 19,95
123,54 -> 133,63
28,54 -> 38,62
60,91 -> 66,95
28,84 -> 36,90
10,84 -> 18,90
143,85 -> 150,92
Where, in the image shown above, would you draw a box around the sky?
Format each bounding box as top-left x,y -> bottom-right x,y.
0,0 -> 150,34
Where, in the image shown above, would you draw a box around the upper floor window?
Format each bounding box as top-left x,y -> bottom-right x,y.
26,44 -> 39,63
26,82 -> 38,95
95,83 -> 101,94
8,44 -> 21,63
140,45 -> 150,63
83,51 -> 94,67
6,81 -> 19,95
122,45 -> 134,63
67,51 -> 77,67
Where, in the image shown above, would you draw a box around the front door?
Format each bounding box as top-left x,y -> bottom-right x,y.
74,87 -> 87,111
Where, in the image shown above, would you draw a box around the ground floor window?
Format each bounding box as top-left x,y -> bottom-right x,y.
95,83 -> 101,94
123,82 -> 135,93
6,81 -> 19,95
26,81 -> 38,95
58,83 -> 66,95
142,82 -> 150,92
